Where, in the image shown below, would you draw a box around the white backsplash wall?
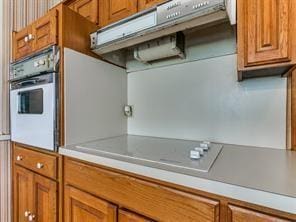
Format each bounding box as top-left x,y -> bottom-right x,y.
127,54 -> 287,149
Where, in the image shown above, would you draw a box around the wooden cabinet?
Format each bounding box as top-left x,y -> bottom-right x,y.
13,9 -> 58,61
237,0 -> 296,79
63,157 -> 296,222
64,158 -> 220,222
67,0 -> 99,24
64,185 -> 117,222
13,143 -> 59,222
228,205 -> 292,222
138,0 -> 166,11
119,210 -> 153,222
13,166 -> 57,222
13,26 -> 34,60
32,10 -> 58,52
99,0 -> 138,27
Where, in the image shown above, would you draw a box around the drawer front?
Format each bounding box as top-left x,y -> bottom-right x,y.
65,158 -> 220,222
14,144 -> 58,180
228,205 -> 292,222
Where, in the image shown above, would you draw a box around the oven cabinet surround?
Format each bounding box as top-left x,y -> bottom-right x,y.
63,157 -> 296,222
237,0 -> 296,80
12,3 -> 98,61
12,143 -> 60,222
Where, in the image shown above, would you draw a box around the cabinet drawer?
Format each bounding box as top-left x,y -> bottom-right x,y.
228,205 -> 292,222
14,144 -> 58,180
65,158 -> 220,222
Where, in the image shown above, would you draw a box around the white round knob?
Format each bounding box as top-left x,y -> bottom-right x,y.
16,155 -> 23,161
38,59 -> 45,65
36,163 -> 44,169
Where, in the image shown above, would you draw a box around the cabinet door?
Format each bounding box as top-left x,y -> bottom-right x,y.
138,0 -> 166,11
119,210 -> 153,222
13,166 -> 34,222
64,186 -> 117,222
32,174 -> 57,222
13,26 -> 34,60
68,0 -> 99,24
100,0 -> 137,26
228,205 -> 292,222
32,9 -> 58,52
239,0 -> 292,67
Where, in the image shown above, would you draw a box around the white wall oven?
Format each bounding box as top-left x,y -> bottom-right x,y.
10,46 -> 59,151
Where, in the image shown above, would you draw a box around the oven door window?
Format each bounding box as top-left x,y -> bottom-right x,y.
18,88 -> 43,114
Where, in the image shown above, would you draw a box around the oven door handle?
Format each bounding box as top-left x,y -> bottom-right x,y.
16,79 -> 38,88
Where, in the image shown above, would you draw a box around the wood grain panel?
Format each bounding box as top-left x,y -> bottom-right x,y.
64,158 -> 220,222
13,166 -> 34,222
64,185 -> 117,222
67,0 -> 99,24
228,205 -> 292,222
33,174 -> 58,222
32,9 -> 58,52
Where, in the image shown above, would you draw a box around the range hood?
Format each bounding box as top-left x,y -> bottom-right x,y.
91,0 -> 236,55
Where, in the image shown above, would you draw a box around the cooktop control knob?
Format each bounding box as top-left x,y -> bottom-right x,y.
194,147 -> 204,156
200,141 -> 211,150
190,150 -> 201,160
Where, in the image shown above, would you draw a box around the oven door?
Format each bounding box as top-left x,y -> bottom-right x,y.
10,73 -> 57,151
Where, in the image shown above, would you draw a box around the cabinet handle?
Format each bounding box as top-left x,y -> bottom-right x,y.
24,36 -> 29,42
36,163 -> 44,169
24,211 -> 31,217
28,214 -> 35,221
16,155 -> 23,161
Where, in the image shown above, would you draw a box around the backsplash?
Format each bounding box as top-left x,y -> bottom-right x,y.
127,54 -> 287,149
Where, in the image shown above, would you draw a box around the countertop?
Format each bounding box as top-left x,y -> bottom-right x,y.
59,134 -> 296,214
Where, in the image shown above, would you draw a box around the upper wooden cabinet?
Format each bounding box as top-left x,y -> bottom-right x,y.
99,0 -> 138,27
12,4 -> 98,61
13,10 -> 58,61
66,0 -> 100,24
13,26 -> 34,60
237,0 -> 296,75
228,205 -> 292,222
138,0 -> 166,11
64,185 -> 117,222
32,10 -> 58,52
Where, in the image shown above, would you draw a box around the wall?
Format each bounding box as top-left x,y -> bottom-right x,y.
127,24 -> 287,149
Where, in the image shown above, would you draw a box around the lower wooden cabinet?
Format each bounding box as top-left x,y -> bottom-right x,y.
13,165 -> 57,222
228,205 -> 293,222
64,185 -> 117,222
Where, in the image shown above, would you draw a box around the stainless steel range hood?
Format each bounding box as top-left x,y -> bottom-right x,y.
91,0 -> 236,55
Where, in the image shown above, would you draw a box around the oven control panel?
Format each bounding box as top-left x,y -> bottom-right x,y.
157,0 -> 225,25
10,47 -> 57,81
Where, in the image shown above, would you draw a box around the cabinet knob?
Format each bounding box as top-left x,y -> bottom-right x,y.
36,163 -> 44,169
28,214 -> 35,221
24,36 -> 29,42
16,155 -> 23,161
24,211 -> 31,217
28,34 -> 34,41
